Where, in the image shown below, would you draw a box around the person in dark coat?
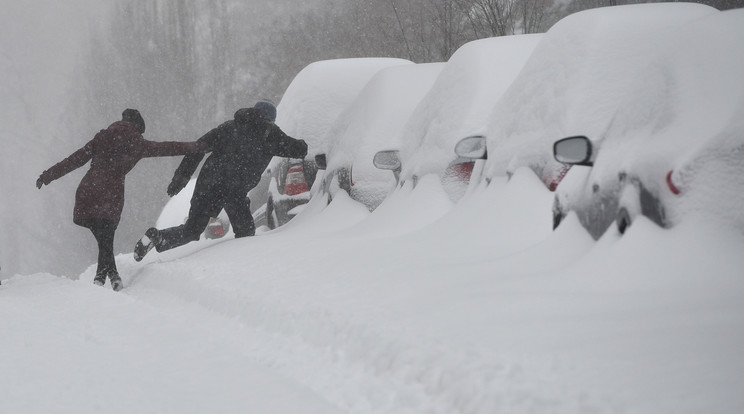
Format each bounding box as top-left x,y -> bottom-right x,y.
36,109 -> 207,291
133,100 -> 307,261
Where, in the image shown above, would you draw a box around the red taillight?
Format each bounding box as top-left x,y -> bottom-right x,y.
548,164 -> 572,192
206,218 -> 228,239
666,170 -> 680,195
285,164 -> 309,195
449,161 -> 475,181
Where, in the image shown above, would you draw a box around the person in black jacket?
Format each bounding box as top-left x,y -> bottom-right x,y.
134,100 -> 308,261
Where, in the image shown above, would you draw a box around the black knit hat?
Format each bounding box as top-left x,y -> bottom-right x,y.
122,108 -> 146,133
254,100 -> 277,122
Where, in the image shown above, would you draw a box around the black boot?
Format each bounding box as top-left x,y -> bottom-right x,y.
93,273 -> 106,287
109,271 -> 124,292
134,227 -> 161,262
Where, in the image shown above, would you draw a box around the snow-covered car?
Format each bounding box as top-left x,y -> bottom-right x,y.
550,7 -> 743,239
262,158 -> 318,229
262,57 -> 413,228
313,62 -> 445,211
469,3 -> 717,198
395,34 -> 543,202
551,135 -> 667,238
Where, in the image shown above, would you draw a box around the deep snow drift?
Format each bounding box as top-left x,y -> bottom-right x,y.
3,169 -> 743,413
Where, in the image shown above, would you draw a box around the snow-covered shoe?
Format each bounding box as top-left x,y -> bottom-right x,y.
109,274 -> 124,292
134,227 -> 160,262
93,274 -> 106,287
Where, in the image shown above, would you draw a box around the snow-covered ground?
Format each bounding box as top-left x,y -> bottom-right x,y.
3,170 -> 743,413
3,3 -> 744,414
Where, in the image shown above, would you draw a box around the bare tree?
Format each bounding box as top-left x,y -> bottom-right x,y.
458,0 -> 516,37
519,0 -> 555,33
456,0 -> 555,37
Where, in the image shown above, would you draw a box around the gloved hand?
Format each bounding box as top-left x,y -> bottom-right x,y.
36,172 -> 49,189
167,176 -> 188,197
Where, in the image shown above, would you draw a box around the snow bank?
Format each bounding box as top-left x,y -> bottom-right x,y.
0,273 -> 342,414
664,9 -> 744,230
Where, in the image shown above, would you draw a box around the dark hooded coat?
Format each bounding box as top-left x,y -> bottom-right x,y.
39,121 -> 205,225
167,107 -> 308,217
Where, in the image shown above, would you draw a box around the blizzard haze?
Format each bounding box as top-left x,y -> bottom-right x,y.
2,2 -> 744,414
1,0 -> 110,277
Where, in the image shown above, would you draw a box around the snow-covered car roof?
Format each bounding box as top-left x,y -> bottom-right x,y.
397,34 -> 544,181
480,3 -> 719,183
275,57 -> 413,159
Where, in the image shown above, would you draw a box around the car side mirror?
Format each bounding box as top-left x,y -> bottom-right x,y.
373,150 -> 401,171
373,150 -> 401,183
554,136 -> 594,167
454,135 -> 487,160
315,153 -> 327,170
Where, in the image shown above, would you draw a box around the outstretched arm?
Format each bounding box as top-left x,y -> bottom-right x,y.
140,139 -> 207,158
166,130 -> 218,196
36,141 -> 94,189
267,125 -> 308,159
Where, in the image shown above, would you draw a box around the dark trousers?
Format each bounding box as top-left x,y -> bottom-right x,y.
156,196 -> 255,253
77,218 -> 118,277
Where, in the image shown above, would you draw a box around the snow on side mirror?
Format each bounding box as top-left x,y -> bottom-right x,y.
454,135 -> 487,160
373,150 -> 401,171
314,153 -> 327,170
554,136 -> 594,167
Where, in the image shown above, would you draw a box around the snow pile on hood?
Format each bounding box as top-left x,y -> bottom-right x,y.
481,3 -> 718,184
398,34 -> 543,180
275,58 -> 412,158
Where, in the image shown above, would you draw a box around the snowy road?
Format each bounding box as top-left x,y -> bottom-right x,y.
0,274 -> 342,413
4,173 -> 743,413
